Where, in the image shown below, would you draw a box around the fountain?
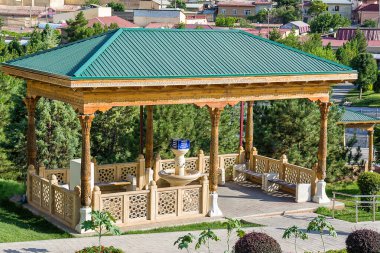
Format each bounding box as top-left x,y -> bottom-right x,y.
159,139 -> 202,186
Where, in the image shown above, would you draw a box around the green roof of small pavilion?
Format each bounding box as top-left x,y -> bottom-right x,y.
339,108 -> 380,124
3,28 -> 355,80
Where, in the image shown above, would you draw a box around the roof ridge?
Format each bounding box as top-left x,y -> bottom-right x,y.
236,30 -> 354,71
73,28 -> 124,77
4,29 -> 119,66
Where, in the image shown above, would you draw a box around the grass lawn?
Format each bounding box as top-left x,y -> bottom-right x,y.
345,89 -> 380,107
0,179 -> 71,243
316,181 -> 380,222
124,220 -> 262,235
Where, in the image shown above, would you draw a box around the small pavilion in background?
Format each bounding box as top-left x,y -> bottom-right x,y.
338,108 -> 380,171
2,28 -> 357,232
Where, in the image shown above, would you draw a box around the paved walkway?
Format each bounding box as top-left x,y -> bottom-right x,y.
1,213 -> 379,253
331,83 -> 354,103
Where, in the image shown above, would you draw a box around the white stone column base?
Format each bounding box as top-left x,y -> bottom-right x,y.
312,180 -> 330,204
75,207 -> 92,233
207,192 -> 223,217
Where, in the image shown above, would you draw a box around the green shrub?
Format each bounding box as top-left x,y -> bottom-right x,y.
0,179 -> 25,202
234,232 -> 281,253
76,246 -> 124,253
357,172 -> 380,195
326,250 -> 347,253
346,229 -> 380,253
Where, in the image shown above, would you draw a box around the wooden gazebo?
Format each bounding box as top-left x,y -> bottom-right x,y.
2,29 -> 357,232
338,108 -> 380,170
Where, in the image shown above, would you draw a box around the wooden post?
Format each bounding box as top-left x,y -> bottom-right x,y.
238,146 -> 245,164
280,154 -> 288,180
197,150 -> 205,173
137,154 -> 145,189
139,105 -> 144,155
245,101 -> 254,161
78,114 -> 94,208
368,128 -> 374,172
145,105 -> 154,169
24,96 -> 40,174
251,147 -> 257,171
317,102 -> 331,181
239,102 -> 244,147
209,107 -> 223,192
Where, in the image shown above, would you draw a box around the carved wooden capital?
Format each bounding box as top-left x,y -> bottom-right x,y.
78,114 -> 95,135
23,96 -> 40,117
318,101 -> 332,120
195,101 -> 239,109
208,107 -> 222,126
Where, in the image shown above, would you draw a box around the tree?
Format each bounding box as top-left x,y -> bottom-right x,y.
251,9 -> 269,23
177,22 -> 186,29
215,16 -> 236,27
351,53 -> 377,97
269,28 -> 282,41
168,0 -> 186,9
307,216 -> 337,253
274,5 -> 300,24
362,19 -> 377,28
107,1 -> 125,11
64,11 -> 90,43
309,12 -> 350,33
276,29 -> 301,49
276,0 -> 300,8
84,0 -> 100,5
282,225 -> 308,253
307,0 -> 327,16
352,29 -> 367,54
254,100 -> 346,181
302,34 -> 337,62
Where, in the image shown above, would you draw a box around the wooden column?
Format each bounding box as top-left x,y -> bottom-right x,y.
209,107 -> 223,192
317,102 -> 331,180
368,128 -> 374,171
79,114 -> 94,208
245,101 -> 254,161
145,105 -> 154,168
139,106 -> 144,155
24,96 -> 40,173
239,102 -> 244,147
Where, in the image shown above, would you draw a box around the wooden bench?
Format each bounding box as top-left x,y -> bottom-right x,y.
263,173 -> 311,203
233,164 -> 264,184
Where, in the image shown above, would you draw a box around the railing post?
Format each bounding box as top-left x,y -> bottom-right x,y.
280,154 -> 288,180
153,153 -> 161,182
92,186 -> 101,211
373,196 -> 376,222
355,199 -> 358,223
201,175 -> 209,215
251,147 -> 257,171
197,150 -> 205,173
149,181 -> 157,221
49,175 -> 58,214
73,185 -> 81,228
27,165 -> 35,203
238,146 -> 245,164
332,192 -> 336,219
137,154 -> 145,189
39,166 -> 46,177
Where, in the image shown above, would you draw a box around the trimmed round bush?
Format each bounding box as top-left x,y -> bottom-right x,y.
76,246 -> 124,253
346,229 -> 380,253
357,172 -> 380,195
234,232 -> 281,253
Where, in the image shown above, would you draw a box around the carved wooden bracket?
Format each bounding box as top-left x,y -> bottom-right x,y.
194,101 -> 239,109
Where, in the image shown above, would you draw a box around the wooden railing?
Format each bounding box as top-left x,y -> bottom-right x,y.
246,148 -> 316,193
27,166 -> 80,229
92,176 -> 209,226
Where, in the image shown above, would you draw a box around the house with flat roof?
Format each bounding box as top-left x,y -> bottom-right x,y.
323,0 -> 352,20
280,21 -> 310,34
217,0 -> 272,18
134,9 -> 186,27
355,3 -> 379,25
139,0 -> 170,10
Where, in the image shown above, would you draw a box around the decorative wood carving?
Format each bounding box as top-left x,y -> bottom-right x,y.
24,96 -> 40,173
317,101 -> 332,180
245,101 -> 254,161
208,106 -> 223,192
145,105 -> 154,169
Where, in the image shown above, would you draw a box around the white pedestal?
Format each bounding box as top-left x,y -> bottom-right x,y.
172,148 -> 189,176
313,180 -> 330,204
75,207 -> 92,233
207,192 -> 223,217
69,159 -> 94,191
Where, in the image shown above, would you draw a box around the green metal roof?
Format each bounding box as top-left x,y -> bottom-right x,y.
340,109 -> 380,124
3,28 -> 355,80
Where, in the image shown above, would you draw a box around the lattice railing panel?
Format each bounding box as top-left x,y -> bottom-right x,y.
43,169 -> 68,184
255,157 -> 267,173
284,166 -> 298,185
120,165 -> 137,179
31,176 -> 41,205
41,180 -> 50,210
223,156 -> 237,169
97,167 -> 117,183
158,191 -> 177,216
161,160 -> 176,171
183,188 -> 200,213
129,194 -> 148,220
53,188 -> 64,218
64,194 -> 74,221
268,160 -> 282,174
185,159 -> 197,171
102,196 -> 123,221
204,157 -> 210,173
